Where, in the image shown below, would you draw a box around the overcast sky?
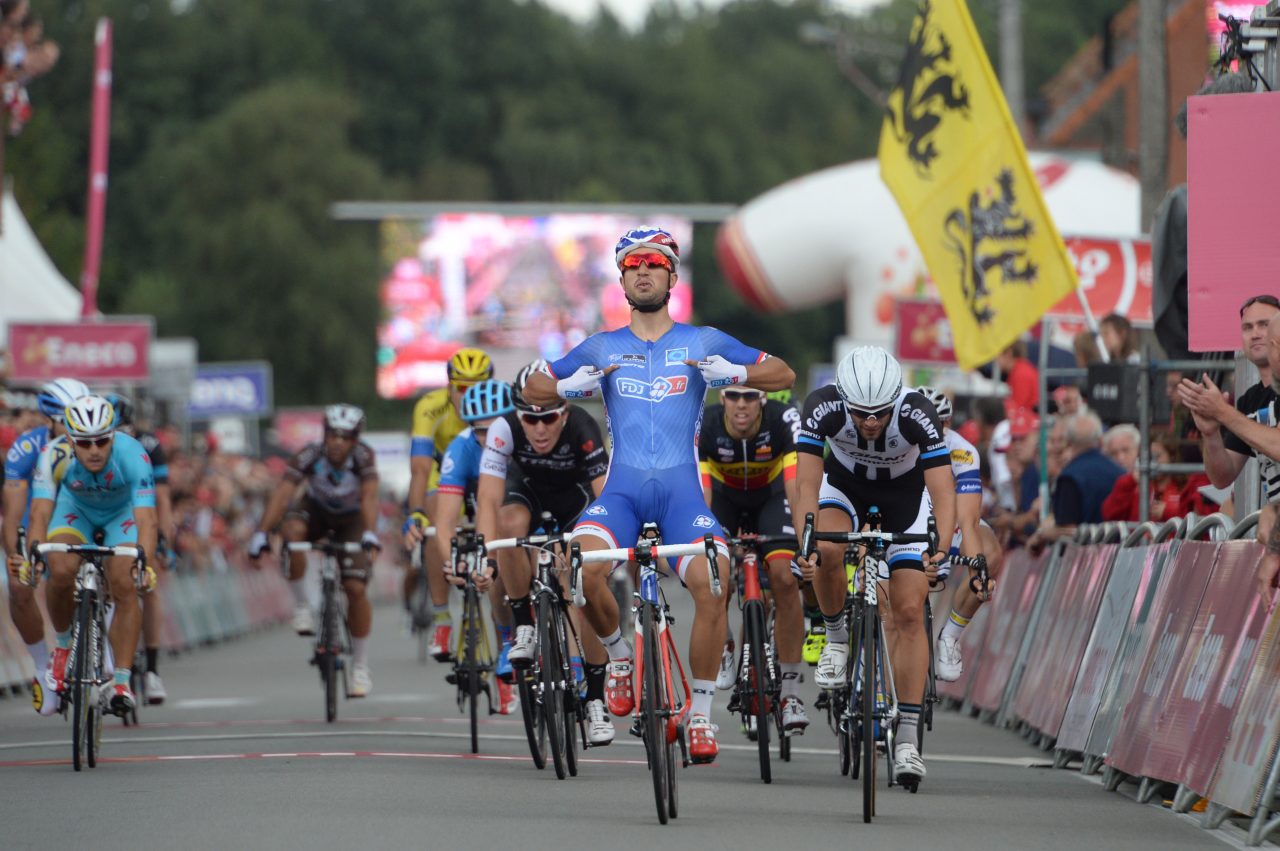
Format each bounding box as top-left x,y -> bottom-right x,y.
535,0 -> 887,28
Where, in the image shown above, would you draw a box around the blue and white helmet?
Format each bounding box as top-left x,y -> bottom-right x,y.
37,378 -> 90,419
614,227 -> 680,270
460,380 -> 515,423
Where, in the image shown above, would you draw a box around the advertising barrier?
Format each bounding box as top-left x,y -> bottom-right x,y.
967,548 -> 1049,713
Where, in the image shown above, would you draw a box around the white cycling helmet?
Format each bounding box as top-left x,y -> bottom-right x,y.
37,377 -> 91,419
324,403 -> 366,434
64,395 -> 116,439
835,346 -> 903,413
916,386 -> 953,421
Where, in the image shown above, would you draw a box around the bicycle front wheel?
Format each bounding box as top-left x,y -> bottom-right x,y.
539,597 -> 567,779
464,587 -> 483,755
861,603 -> 878,823
517,665 -> 546,769
70,595 -> 93,772
744,600 -> 771,784
641,603 -> 669,824
320,593 -> 339,723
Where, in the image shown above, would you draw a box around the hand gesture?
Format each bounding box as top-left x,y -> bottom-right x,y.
556,364 -> 618,399
685,355 -> 747,389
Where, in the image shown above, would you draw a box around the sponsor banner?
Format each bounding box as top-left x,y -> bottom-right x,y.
894,299 -> 956,365
1056,545 -> 1151,753
188,361 -> 274,419
968,548 -> 1049,712
1175,541 -> 1271,796
937,593 -> 991,702
1105,542 -> 1218,778
274,408 -> 325,454
1008,544 -> 1088,727
1207,599 -> 1280,815
1046,237 -> 1152,325
1084,542 -> 1178,760
7,320 -> 153,382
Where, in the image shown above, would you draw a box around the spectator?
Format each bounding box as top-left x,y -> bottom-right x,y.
995,340 -> 1039,411
1101,434 -> 1185,522
1073,329 -> 1102,368
990,409 -> 1043,547
1028,412 -> 1124,550
1099,313 -> 1140,364
1052,384 -> 1086,417
1102,423 -> 1140,474
1178,295 -> 1280,597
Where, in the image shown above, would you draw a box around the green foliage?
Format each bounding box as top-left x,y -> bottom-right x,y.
7,0 -> 1118,425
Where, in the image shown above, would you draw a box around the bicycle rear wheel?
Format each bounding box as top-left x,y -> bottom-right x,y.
921,599 -> 935,754
540,597 -> 567,779
861,603 -> 878,823
70,595 -> 93,772
744,600 -> 771,784
641,602 -> 669,824
517,665 -> 546,769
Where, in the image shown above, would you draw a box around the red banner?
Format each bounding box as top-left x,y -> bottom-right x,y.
6,320 -> 152,382
1105,542 -> 1218,779
274,409 -> 324,454
968,549 -> 1049,713
1046,237 -> 1152,325
894,298 -> 956,364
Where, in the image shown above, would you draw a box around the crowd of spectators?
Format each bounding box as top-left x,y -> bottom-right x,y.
2,0 -> 58,136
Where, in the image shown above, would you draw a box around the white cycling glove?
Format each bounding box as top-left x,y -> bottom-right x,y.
695,355 -> 748,388
556,365 -> 607,399
361,530 -> 382,552
249,530 -> 269,559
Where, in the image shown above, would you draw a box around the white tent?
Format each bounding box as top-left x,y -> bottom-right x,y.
1,188 -> 82,346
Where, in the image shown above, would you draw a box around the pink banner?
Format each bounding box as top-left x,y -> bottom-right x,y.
7,320 -> 152,382
1177,542 -> 1270,795
273,408 -> 325,454
1105,542 -> 1218,778
1187,90 -> 1280,351
79,19 -> 113,318
968,549 -> 1049,712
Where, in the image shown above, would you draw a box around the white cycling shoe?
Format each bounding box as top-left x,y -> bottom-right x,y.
349,663 -> 372,698
292,605 -> 316,636
894,742 -> 927,785
145,671 -> 168,705
936,635 -> 963,682
715,640 -> 736,690
815,642 -> 848,689
508,625 -> 536,666
585,698 -> 615,746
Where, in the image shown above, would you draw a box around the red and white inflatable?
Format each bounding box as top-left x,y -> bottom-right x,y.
716,153 -> 1146,349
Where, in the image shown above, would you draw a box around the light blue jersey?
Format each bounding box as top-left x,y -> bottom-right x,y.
33,432 -> 156,545
437,428 -> 485,497
3,425 -> 51,527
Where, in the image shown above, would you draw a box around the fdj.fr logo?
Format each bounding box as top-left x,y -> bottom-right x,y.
616,375 -> 688,402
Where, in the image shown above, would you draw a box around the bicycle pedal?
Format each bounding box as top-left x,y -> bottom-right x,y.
814,692 -> 830,711
445,671 -> 459,686
628,718 -> 642,738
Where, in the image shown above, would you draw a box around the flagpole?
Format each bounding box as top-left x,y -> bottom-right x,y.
1073,286 -> 1110,364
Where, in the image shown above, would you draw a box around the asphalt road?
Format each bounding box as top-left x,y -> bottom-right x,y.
0,583 -> 1252,850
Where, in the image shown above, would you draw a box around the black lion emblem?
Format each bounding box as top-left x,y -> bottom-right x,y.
943,169 -> 1038,326
885,0 -> 971,175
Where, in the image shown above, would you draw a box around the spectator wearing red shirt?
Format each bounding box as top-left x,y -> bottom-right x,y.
996,341 -> 1039,411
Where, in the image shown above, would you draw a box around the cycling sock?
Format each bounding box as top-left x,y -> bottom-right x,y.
691,679 -> 715,718
55,630 -> 72,650
780,663 -> 803,698
600,628 -> 631,661
433,609 -> 452,624
289,579 -> 308,607
351,637 -> 369,666
898,703 -> 921,749
146,648 -> 159,674
113,668 -> 131,687
26,640 -> 50,671
941,609 -> 970,642
509,595 -> 533,627
586,663 -> 607,702
823,612 -> 848,646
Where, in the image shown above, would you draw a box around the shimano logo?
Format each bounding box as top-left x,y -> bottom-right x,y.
905,405 -> 939,440
617,375 -> 688,402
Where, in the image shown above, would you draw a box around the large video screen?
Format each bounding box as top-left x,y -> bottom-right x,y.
377,214 -> 694,399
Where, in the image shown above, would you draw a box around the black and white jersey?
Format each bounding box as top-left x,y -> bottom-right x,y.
479,406 -> 609,487
796,385 -> 950,482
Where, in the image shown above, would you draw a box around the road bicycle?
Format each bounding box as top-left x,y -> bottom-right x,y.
571,526 -> 721,825
32,539 -> 147,772
284,540 -> 363,723
408,527 -> 438,663
449,532 -> 496,754
725,532 -> 797,784
486,516 -> 588,779
801,509 -> 936,822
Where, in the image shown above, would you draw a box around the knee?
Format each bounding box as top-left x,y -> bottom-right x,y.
817,543 -> 843,573
342,579 -> 367,599
281,519 -> 306,541
767,560 -> 799,595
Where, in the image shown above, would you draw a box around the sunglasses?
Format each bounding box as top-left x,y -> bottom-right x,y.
849,404 -> 895,422
520,411 -> 563,426
722,390 -> 764,403
327,430 -> 357,441
74,436 -> 112,449
620,251 -> 673,272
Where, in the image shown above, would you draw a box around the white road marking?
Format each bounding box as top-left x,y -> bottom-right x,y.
170,698 -> 259,710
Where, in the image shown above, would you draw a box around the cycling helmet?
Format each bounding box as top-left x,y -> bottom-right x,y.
915,386 -> 953,421
460,380 -> 515,423
513,360 -> 564,414
324,403 -> 366,435
64,395 -> 116,439
105,392 -> 135,427
835,346 -> 903,413
37,378 -> 90,419
766,389 -> 792,405
447,348 -> 494,384
615,227 -> 680,270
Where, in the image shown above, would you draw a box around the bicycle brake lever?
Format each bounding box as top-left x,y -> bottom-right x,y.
704,534 -> 722,598
569,541 -> 586,608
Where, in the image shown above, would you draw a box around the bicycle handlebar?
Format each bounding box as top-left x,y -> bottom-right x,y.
484,533 -> 566,551
35,542 -> 142,560
726,533 -> 798,548
799,511 -> 940,558
568,535 -> 721,607
286,541 -> 364,554
950,552 -> 991,596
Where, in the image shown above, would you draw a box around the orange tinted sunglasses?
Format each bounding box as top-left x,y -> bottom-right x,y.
621,252 -> 673,271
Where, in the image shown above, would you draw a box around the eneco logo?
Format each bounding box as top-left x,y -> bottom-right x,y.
22,336 -> 139,369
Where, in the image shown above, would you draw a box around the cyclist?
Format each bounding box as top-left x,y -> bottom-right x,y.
474,360 -> 612,740
698,385 -> 810,733
106,393 -> 175,704
790,346 -> 955,788
27,395 -> 159,717
404,348 -> 494,661
523,226 -> 795,764
433,379 -> 520,715
250,404 -> 382,697
915,387 -> 1005,682
2,377 -> 89,715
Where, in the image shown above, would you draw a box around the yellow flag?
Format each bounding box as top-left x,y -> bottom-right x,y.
878,0 -> 1078,370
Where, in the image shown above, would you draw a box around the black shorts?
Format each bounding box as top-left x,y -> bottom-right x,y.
502,461 -> 594,535
709,484 -> 796,560
817,464 -> 931,573
286,498 -> 370,581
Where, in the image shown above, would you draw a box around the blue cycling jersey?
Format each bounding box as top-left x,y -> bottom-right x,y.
32,432 -> 156,525
437,428 -> 485,496
549,323 -> 764,472
3,426 -> 50,526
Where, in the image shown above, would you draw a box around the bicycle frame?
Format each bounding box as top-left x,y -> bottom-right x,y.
285,541 -> 361,722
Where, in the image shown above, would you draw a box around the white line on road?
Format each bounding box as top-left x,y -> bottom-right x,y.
170,698 -> 260,710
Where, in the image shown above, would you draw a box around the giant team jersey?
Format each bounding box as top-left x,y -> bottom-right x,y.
3,426 -> 52,526
796,385 -> 949,483
548,324 -> 766,472
32,432 -> 156,522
